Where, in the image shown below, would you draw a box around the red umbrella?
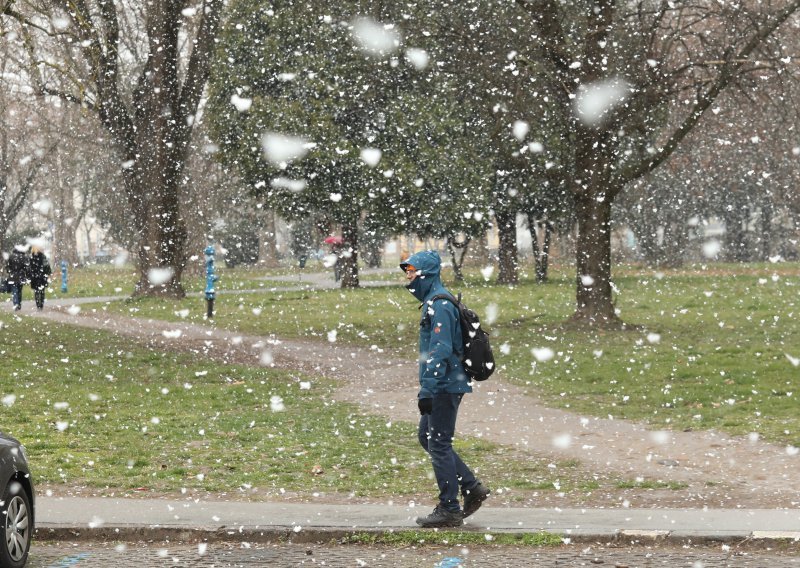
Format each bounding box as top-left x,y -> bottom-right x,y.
324,236 -> 343,245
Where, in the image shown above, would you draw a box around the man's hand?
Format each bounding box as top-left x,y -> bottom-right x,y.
418,398 -> 433,415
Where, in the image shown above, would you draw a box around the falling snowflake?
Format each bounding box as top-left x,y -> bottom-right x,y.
32,199 -> 52,215
351,17 -> 400,56
702,240 -> 721,258
552,433 -> 571,449
230,94 -> 252,112
574,78 -> 632,126
512,120 -> 529,141
528,141 -> 544,153
650,431 -> 671,445
360,148 -> 382,167
484,303 -> 498,326
88,516 -> 105,529
261,132 -> 313,165
405,48 -> 429,70
271,177 -> 307,192
148,267 -> 174,286
532,347 -> 555,362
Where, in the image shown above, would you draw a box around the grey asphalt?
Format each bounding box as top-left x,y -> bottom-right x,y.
35,496 -> 800,545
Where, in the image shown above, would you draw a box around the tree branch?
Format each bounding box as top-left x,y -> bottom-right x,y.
618,0 -> 800,186
514,0 -> 573,86
4,141 -> 57,222
176,0 -> 224,139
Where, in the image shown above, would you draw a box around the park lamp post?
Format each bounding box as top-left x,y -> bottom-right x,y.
204,245 -> 219,319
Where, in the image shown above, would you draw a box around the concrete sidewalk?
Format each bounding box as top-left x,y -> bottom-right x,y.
34,496 -> 800,545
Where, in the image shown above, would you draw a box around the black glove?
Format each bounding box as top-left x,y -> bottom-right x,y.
418,398 -> 433,415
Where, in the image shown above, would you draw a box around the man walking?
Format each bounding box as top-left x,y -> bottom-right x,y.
401,250 -> 490,528
6,245 -> 29,311
29,246 -> 52,310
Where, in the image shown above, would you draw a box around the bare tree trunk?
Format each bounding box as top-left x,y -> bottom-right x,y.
340,221 -> 360,288
760,202 -> 773,261
661,220 -> 687,268
496,207 -> 518,284
536,220 -> 554,283
52,154 -> 79,267
571,189 -> 621,327
722,203 -> 749,262
446,236 -> 471,282
259,210 -> 280,268
11,0 -> 224,298
476,231 -> 490,266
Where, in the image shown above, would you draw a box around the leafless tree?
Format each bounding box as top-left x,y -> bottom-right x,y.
0,49 -> 56,260
515,0 -> 800,327
2,0 -> 224,296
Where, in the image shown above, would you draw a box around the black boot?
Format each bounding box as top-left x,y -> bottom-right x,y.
462,482 -> 490,519
415,505 -> 463,528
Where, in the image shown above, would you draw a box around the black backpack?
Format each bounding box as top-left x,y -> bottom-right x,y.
430,293 -> 495,381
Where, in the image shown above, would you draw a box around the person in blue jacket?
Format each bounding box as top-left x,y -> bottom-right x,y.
400,250 -> 490,527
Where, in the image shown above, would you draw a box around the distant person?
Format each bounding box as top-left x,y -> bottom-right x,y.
29,246 -> 52,310
330,241 -> 343,281
400,250 -> 490,528
6,246 -> 29,311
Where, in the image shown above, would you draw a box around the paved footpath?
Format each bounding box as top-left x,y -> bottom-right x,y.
35,495 -> 800,545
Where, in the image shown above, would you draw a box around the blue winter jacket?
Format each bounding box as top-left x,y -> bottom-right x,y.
402,250 -> 471,399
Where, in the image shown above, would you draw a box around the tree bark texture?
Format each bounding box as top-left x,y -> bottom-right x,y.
340,221 -> 360,288
446,236 -> 471,282
533,220 -> 553,283
259,210 -> 281,268
496,207 -> 518,285
572,190 -> 620,326
52,158 -> 79,267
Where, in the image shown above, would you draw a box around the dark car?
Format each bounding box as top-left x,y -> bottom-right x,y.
0,433 -> 33,568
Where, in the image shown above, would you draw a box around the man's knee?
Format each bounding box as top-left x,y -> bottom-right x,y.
418,431 -> 429,450
427,436 -> 452,458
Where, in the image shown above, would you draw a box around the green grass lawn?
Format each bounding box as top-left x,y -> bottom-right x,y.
7,261 -> 800,499
0,312 -> 590,500
27,263 -> 279,300
82,262 -> 800,447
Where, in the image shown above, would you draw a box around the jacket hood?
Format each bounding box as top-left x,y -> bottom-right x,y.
402,250 -> 443,302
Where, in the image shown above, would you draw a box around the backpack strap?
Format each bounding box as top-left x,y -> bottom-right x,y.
422,294 -> 458,323
430,293 -> 458,305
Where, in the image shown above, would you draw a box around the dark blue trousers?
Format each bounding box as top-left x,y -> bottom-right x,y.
10,283 -> 22,309
418,393 -> 478,512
